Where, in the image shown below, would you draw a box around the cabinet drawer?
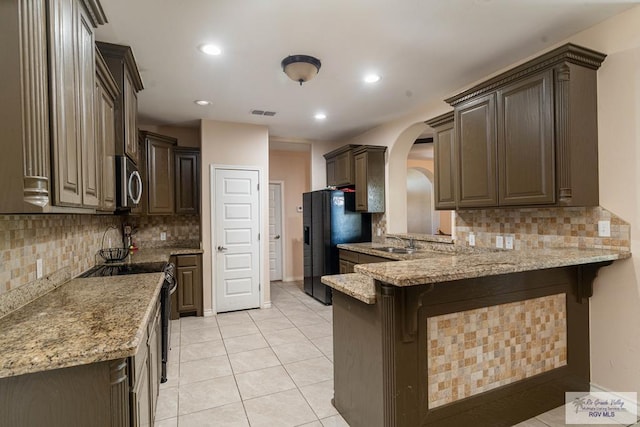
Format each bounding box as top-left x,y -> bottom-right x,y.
339,249 -> 359,263
176,254 -> 198,267
359,253 -> 389,264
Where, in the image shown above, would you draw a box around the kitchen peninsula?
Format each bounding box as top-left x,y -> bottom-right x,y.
322,245 -> 630,427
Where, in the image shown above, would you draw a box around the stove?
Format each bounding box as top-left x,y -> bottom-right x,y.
79,261 -> 167,277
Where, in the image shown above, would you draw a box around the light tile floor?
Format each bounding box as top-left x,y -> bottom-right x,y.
155,281 -> 639,427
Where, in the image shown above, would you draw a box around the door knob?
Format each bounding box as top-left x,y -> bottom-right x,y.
217,246 -> 227,252
274,235 -> 281,240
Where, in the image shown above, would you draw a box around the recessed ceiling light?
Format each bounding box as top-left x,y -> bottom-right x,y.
199,44 -> 222,56
194,100 -> 211,106
314,112 -> 327,120
363,74 -> 381,84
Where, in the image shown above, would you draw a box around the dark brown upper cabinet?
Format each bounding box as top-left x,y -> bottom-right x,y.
96,42 -> 144,166
0,0 -> 106,213
174,148 -> 200,215
444,43 -> 606,209
353,146 -> 386,213
324,145 -> 360,187
425,112 -> 456,210
95,48 -> 119,212
141,131 -> 177,215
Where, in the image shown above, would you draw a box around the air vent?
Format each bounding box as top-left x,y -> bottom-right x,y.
251,110 -> 277,117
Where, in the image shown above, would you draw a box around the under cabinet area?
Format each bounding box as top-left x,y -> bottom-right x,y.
171,254 -> 204,318
435,43 -> 606,210
339,249 -> 391,274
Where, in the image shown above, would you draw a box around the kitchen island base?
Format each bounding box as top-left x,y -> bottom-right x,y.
332,264 -> 609,427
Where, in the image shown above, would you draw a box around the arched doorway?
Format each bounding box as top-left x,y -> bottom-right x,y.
406,167 -> 438,234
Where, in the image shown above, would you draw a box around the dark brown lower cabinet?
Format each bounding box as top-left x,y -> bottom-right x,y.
171,254 -> 203,319
339,249 -> 392,273
0,297 -> 161,427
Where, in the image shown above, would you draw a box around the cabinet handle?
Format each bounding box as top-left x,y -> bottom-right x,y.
274,235 -> 281,240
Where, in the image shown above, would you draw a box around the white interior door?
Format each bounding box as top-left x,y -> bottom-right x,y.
268,183 -> 283,281
214,168 -> 260,313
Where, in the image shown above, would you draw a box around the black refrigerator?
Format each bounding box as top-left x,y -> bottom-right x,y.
303,190 -> 372,304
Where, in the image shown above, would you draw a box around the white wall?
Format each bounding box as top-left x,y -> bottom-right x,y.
200,120 -> 270,313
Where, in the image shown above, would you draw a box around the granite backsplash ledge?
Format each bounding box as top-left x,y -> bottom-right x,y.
455,206 -> 630,252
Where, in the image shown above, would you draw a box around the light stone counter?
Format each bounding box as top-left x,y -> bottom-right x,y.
354,247 -> 630,287
0,246 -> 202,379
321,273 -> 375,304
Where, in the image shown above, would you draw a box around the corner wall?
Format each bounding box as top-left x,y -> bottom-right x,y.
200,120 -> 270,313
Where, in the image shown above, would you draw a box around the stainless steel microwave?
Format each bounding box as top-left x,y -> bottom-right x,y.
116,156 -> 143,209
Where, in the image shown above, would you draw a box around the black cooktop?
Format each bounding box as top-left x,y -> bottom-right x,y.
79,261 -> 167,278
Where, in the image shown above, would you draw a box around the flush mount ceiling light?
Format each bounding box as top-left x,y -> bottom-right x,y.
199,44 -> 222,56
281,55 -> 321,86
194,100 -> 211,106
314,112 -> 327,120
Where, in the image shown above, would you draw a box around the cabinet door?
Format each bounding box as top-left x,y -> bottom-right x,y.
354,153 -> 368,211
124,69 -> 139,164
146,137 -> 174,214
176,255 -> 203,316
49,0 -> 82,206
131,351 -> 151,427
174,150 -> 200,214
334,151 -> 354,187
77,6 -> 99,207
147,309 -> 160,424
497,70 -> 555,206
433,122 -> 456,209
326,158 -> 336,187
96,83 -> 116,211
456,94 -> 498,208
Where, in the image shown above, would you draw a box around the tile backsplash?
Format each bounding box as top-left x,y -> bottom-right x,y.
0,214 -> 122,294
123,214 -> 200,249
455,206 -> 630,251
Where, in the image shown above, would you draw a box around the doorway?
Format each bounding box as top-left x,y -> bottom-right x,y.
268,182 -> 284,281
212,167 -> 261,313
407,168 -> 438,234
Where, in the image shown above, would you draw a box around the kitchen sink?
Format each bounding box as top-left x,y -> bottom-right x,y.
374,246 -> 417,254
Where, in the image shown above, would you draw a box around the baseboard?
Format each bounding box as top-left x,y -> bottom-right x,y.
262,301 -> 272,308
203,309 -> 215,317
283,276 -> 302,282
590,382 -> 640,414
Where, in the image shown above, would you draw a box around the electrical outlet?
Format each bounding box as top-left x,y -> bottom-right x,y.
598,220 -> 611,237
496,235 -> 504,249
36,258 -> 43,279
468,233 -> 475,247
376,228 -> 382,237
160,232 -> 167,241
505,235 -> 514,250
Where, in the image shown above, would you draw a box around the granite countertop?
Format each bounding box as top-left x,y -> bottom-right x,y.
337,242 -> 456,261
324,245 -> 630,303
0,246 -> 202,379
355,247 -> 631,287
321,273 -> 375,304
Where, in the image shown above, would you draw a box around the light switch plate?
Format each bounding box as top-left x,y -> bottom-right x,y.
36,258 -> 43,279
496,235 -> 504,249
160,232 -> 167,241
505,235 -> 514,250
598,220 -> 611,237
468,233 -> 475,247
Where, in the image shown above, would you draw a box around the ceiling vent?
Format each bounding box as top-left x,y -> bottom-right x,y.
251,110 -> 277,117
